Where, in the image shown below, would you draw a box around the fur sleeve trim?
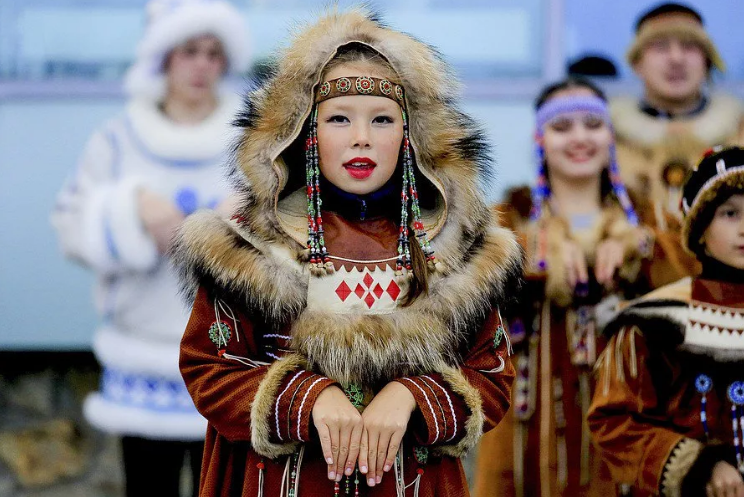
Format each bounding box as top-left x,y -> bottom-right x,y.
250,353 -> 307,459
660,438 -> 704,497
431,365 -> 484,457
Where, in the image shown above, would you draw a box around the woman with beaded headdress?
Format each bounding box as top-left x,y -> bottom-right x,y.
588,146 -> 744,497
172,8 -> 521,497
473,77 -> 651,497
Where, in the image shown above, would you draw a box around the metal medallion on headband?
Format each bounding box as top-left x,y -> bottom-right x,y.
315,76 -> 406,107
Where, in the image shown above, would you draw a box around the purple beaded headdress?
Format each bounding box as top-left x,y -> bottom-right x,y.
305,76 -> 437,275
530,95 -> 638,272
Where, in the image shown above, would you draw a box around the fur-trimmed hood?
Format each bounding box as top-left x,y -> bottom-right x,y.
173,9 -> 522,387
225,8 -> 496,252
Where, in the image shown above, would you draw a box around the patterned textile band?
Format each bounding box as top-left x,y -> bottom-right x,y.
535,96 -> 610,135
315,76 -> 406,107
101,367 -> 196,413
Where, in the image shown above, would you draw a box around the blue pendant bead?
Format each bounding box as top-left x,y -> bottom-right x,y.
695,374 -> 712,440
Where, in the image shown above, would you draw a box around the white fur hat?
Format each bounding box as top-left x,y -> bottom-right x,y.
124,0 -> 250,100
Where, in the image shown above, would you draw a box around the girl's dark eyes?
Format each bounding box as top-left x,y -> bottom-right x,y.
548,115 -> 605,132
720,208 -> 740,219
325,115 -> 395,124
583,115 -> 604,129
549,118 -> 572,132
373,116 -> 394,124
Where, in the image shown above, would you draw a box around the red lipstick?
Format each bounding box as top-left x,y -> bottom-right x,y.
343,157 -> 376,179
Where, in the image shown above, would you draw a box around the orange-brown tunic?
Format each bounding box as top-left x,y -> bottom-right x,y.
178,210 -> 517,497
474,199 -> 647,497
588,278 -> 744,497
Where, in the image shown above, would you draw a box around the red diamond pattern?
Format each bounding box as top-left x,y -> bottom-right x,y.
354,284 -> 366,299
373,283 -> 384,298
363,273 -> 374,288
364,293 -> 376,308
335,281 -> 351,302
386,280 -> 401,301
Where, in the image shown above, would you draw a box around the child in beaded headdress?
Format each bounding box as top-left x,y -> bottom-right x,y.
588,146 -> 744,497
473,77 -> 651,497
172,9 -> 521,497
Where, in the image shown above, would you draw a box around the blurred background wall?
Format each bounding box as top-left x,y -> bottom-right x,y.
0,0 -> 742,354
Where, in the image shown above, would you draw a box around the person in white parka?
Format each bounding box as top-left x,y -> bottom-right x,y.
51,1 -> 249,494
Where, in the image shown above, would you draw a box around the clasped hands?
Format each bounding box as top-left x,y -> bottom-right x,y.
311,381 -> 416,487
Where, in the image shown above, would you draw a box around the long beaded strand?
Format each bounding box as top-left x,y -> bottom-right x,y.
400,109 -> 437,270
728,381 -> 744,470
396,112 -> 412,275
305,106 -> 331,274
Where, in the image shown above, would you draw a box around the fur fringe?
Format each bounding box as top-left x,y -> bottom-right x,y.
433,365 -> 484,457
174,214 -> 522,385
250,353 -> 307,459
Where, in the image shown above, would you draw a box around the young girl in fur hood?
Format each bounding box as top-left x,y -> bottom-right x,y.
174,9 -> 521,497
588,146 -> 744,497
474,78 -> 650,497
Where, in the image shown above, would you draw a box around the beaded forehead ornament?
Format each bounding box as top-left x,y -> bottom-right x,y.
530,95 -> 639,273
305,76 -> 437,275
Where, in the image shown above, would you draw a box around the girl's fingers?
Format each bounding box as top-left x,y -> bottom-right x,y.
595,246 -> 608,284
566,251 -> 577,289
358,429 -> 369,476
336,423 -> 352,481
575,249 -> 589,284
383,430 -> 404,475
365,430 -> 380,486
329,425 -> 340,481
375,430 -> 392,483
316,423 -> 335,479
345,422 -> 363,476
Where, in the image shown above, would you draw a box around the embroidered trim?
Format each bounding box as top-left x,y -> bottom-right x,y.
274,371 -> 304,442
422,375 -> 458,441
402,377 -> 440,443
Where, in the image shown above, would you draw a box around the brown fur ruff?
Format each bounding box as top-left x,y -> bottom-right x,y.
175,210 -> 522,385
517,202 -> 643,307
172,10 -> 522,456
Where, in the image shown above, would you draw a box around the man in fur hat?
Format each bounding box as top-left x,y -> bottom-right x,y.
611,3 -> 744,288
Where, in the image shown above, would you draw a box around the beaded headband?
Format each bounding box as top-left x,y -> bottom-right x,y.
535,95 -> 610,135
315,76 -> 406,108
530,95 -> 639,273
304,76 -> 436,276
